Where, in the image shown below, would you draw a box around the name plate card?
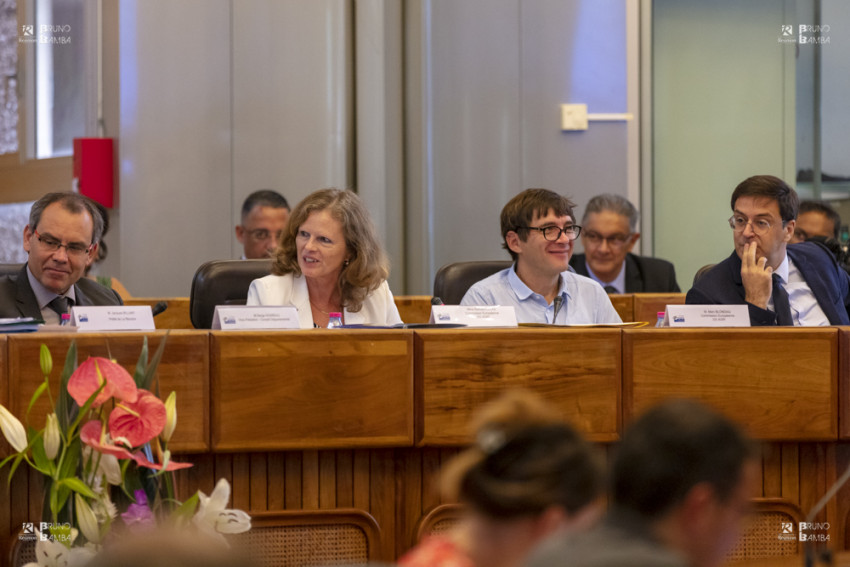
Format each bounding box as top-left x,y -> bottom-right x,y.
661,304 -> 750,327
71,306 -> 155,331
429,305 -> 518,327
212,305 -> 300,330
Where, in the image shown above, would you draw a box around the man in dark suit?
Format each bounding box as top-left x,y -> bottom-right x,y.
687,175 -> 850,326
569,194 -> 680,293
0,192 -> 123,324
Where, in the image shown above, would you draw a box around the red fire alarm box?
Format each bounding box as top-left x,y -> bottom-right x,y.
73,138 -> 114,208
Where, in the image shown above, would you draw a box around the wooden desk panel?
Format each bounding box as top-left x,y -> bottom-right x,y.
415,328 -> 621,444
395,296 -> 432,324
126,297 -> 193,329
7,331 -> 209,452
623,328 -> 838,440
211,330 -> 414,451
609,294 -> 633,322
632,293 -> 686,325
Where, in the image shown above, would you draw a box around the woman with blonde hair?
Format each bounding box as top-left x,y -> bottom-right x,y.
399,390 -> 604,567
247,188 -> 402,328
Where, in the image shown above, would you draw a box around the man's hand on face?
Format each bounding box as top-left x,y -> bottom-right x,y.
741,241 -> 773,309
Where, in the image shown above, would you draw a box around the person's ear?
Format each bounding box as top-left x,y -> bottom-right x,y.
235,225 -> 246,244
782,219 -> 796,243
625,232 -> 640,253
23,225 -> 33,253
506,230 -> 523,255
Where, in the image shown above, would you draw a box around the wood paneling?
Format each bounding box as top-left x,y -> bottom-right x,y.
415,328 -> 621,444
609,294 -> 634,322
395,296 -> 433,324
632,292 -> 686,324
7,331 -> 210,452
623,328 -> 838,440
126,297 -> 193,330
211,330 -> 414,451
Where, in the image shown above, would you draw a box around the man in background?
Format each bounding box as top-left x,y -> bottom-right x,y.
0,192 -> 122,324
461,188 -> 621,324
529,399 -> 758,567
789,200 -> 841,244
687,175 -> 850,325
235,189 -> 290,259
570,194 -> 679,293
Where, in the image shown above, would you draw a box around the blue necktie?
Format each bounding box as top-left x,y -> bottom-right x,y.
772,274 -> 793,326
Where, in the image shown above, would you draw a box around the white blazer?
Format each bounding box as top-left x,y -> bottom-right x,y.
246,272 -> 403,329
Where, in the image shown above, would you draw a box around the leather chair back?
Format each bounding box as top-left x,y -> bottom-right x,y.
189,259 -> 273,328
433,261 -> 512,305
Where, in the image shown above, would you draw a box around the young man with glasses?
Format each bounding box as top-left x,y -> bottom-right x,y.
686,175 -> 850,325
570,194 -> 680,293
235,189 -> 290,259
0,192 -> 123,324
461,188 -> 621,324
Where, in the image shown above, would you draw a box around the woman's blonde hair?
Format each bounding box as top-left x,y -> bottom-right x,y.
441,389 -> 603,518
272,188 -> 389,312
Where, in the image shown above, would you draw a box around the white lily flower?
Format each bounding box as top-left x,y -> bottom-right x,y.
0,403 -> 27,453
82,446 -> 122,487
75,494 -> 102,544
193,478 -> 252,540
43,413 -> 60,460
22,528 -> 95,567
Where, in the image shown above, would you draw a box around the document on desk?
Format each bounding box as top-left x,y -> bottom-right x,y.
0,317 -> 43,333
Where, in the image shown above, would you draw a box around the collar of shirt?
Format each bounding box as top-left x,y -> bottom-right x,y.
584,259 -> 626,294
27,264 -> 77,311
506,264 -> 571,303
768,254 -> 829,326
773,254 -> 790,285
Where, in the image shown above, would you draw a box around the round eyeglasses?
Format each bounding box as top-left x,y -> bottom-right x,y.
517,225 -> 582,242
583,231 -> 632,248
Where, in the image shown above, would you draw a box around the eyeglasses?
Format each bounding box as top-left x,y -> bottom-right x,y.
244,228 -> 283,242
33,229 -> 94,257
728,215 -> 780,236
583,231 -> 632,248
517,224 -> 582,242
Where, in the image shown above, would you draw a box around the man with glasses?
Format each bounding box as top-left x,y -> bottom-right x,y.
235,189 -> 290,259
686,175 -> 850,325
461,188 -> 621,324
570,194 -> 680,293
0,192 -> 123,324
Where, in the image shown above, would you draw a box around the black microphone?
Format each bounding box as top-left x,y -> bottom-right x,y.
151,301 -> 168,317
431,296 -> 445,306
552,295 -> 564,323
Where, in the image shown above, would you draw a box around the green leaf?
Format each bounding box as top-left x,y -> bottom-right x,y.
25,382 -> 48,419
57,437 -> 81,481
30,431 -> 53,475
171,492 -> 200,523
133,337 -> 150,388
57,342 -> 79,431
59,477 -> 98,499
142,332 -> 169,394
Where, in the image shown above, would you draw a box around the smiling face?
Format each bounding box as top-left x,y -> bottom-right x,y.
295,209 -> 350,283
732,196 -> 794,270
581,210 -> 639,282
507,209 -> 575,282
23,202 -> 97,295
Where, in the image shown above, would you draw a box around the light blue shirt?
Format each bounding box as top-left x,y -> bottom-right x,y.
460,265 -> 622,325
770,255 -> 829,326
584,260 -> 627,294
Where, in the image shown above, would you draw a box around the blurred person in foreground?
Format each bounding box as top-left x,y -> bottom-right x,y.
528,399 -> 758,567
246,188 -> 402,328
398,389 -> 604,567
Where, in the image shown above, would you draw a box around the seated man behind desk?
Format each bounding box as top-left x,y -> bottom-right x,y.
235,189 -> 290,259
687,175 -> 850,326
790,199 -> 841,244
529,399 -> 758,567
0,192 -> 123,324
461,188 -> 621,324
570,194 -> 680,293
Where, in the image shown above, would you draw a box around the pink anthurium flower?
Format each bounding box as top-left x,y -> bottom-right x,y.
68,357 -> 138,407
108,390 -> 167,448
81,420 -> 192,472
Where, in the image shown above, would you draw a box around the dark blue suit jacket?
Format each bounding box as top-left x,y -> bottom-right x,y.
686,241 -> 850,325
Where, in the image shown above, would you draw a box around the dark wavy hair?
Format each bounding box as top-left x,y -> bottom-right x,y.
271,188 -> 389,312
